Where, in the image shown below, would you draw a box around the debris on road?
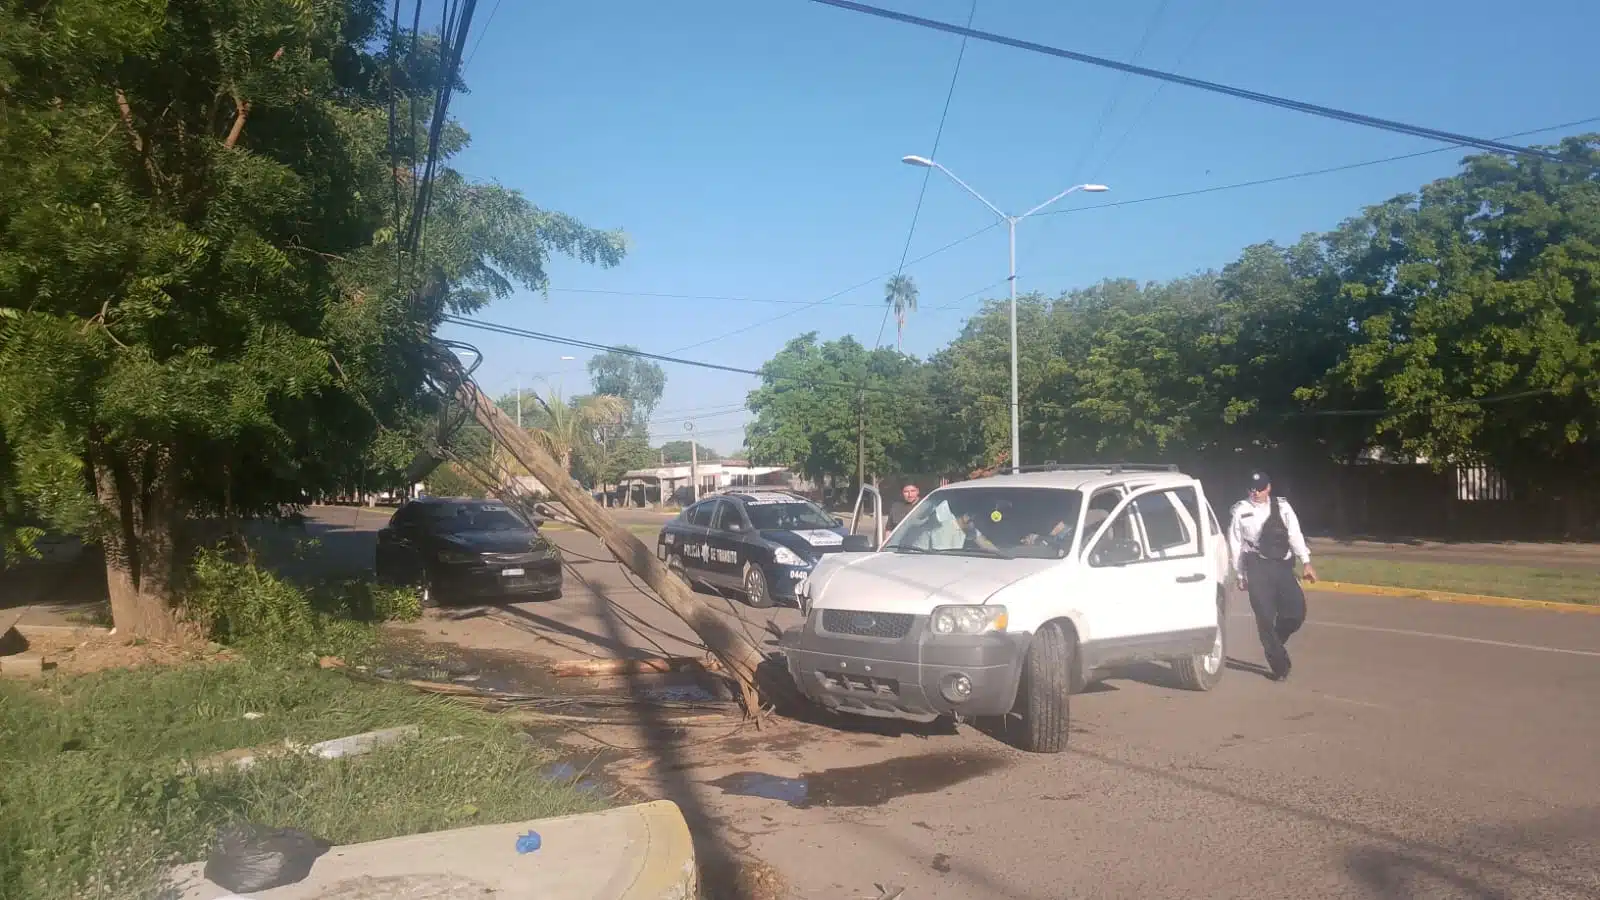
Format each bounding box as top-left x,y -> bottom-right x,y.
548,655 -> 723,677
203,822 -> 330,894
303,725 -> 421,760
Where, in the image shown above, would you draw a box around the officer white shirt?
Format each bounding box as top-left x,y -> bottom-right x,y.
1228,495 -> 1311,575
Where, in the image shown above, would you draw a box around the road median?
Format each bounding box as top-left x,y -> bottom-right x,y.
1310,580 -> 1600,615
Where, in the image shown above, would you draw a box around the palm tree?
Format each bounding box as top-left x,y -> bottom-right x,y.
884,274 -> 919,350
521,387 -> 628,475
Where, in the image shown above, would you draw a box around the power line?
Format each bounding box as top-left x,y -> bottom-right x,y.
1087,1 -> 1227,174
1065,0 -> 1169,182
447,313 -> 1592,427
666,221 -> 998,354
875,0 -> 977,351
805,0 -> 1576,165
462,0 -> 503,70
1036,115 -> 1600,219
546,287 -> 886,309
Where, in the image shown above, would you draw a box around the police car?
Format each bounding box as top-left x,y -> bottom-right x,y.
656,490 -> 851,608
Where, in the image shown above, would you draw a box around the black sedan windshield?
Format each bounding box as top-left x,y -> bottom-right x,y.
427,505 -> 528,533
745,501 -> 836,531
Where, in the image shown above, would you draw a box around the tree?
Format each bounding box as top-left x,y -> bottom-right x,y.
884,274 -> 920,351
0,0 -> 406,637
0,2 -> 628,637
745,333 -> 925,485
587,348 -> 666,430
658,440 -> 719,464
516,388 -> 627,476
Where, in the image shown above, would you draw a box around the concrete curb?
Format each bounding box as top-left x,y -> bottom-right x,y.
169,799 -> 698,899
1310,581 -> 1600,615
625,800 -> 700,900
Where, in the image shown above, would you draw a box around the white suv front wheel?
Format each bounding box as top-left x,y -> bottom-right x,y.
1173,595 -> 1226,691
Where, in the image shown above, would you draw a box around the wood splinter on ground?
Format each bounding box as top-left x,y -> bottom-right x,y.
548,656 -> 723,677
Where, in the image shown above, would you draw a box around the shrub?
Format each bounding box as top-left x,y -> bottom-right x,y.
184,549 -> 421,661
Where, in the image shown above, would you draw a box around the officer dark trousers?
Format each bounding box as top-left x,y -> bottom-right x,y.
1244,554 -> 1307,674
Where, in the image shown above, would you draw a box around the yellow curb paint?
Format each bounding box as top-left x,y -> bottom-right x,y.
1311,580 -> 1600,615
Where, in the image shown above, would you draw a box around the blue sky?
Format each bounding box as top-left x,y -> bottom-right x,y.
440,0 -> 1600,454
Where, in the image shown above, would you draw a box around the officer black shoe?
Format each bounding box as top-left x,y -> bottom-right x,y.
1268,654 -> 1291,681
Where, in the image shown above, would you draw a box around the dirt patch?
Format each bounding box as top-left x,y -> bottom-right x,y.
701,855 -> 789,900
9,626 -> 232,675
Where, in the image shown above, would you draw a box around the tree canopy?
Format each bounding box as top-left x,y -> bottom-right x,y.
0,0 -> 626,632
744,135 -> 1600,507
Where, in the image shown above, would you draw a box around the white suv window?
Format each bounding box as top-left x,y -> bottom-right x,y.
1135,487 -> 1203,560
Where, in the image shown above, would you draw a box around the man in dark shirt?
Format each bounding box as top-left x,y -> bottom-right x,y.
886,482 -> 921,532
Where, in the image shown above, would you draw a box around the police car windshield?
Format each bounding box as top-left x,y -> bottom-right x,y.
744,500 -> 835,531
428,505 -> 528,533
883,486 -> 1084,560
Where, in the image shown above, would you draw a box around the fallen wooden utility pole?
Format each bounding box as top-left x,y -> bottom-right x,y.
451,377 -> 777,719
549,656 -> 722,678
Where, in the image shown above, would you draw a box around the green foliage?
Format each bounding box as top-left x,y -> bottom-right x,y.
185,549 -> 419,661
422,460 -> 489,498
587,348 -> 666,428
658,439 -> 719,464
0,662 -> 602,900
746,333 -> 927,484
0,0 -> 628,629
884,273 -> 919,349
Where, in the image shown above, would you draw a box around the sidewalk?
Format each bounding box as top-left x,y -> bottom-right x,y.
170,800 -> 696,900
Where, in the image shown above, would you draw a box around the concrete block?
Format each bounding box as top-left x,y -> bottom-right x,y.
0,654 -> 53,678
168,800 -> 697,900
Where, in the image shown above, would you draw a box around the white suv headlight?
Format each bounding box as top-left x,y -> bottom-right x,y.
930,605 -> 1008,635
772,546 -> 807,566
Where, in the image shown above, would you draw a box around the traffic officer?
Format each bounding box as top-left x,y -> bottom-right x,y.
1228,471 -> 1317,680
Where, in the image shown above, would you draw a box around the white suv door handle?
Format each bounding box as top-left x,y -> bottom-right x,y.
1175,573 -> 1205,583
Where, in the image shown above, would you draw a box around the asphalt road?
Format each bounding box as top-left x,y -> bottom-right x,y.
303,507 -> 1600,899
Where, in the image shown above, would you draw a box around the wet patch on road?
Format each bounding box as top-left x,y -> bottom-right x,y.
708,750 -> 1010,809
931,853 -> 952,874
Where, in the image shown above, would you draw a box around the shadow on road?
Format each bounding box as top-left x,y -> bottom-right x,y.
1070,745 -> 1600,898
561,561 -> 767,900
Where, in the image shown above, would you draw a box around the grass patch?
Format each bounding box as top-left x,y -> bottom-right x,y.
0,660 -> 605,900
1315,557 -> 1600,605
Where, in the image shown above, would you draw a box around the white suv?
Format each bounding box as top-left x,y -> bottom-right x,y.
782,465 -> 1230,753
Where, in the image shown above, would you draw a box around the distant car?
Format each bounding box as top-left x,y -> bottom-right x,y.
656,491 -> 851,608
375,497 -> 562,606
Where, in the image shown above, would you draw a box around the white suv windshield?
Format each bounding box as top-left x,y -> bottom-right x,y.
883,486 -> 1085,559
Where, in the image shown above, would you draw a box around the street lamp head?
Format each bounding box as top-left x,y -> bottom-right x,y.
901,155 -> 935,168
1081,184 -> 1110,193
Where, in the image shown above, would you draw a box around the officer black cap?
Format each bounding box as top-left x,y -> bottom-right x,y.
1249,471 -> 1271,491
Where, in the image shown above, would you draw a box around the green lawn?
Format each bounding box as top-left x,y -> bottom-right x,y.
0,661 -> 604,900
1315,557 -> 1600,605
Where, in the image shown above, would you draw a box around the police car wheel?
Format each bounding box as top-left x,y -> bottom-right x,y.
742,563 -> 773,609
667,553 -> 687,580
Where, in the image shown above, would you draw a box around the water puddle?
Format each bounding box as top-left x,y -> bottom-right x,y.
539,760 -> 605,795
709,751 -> 1009,809
365,636 -> 563,695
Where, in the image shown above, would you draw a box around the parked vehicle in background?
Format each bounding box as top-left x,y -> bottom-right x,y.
375,497 -> 562,606
656,490 -> 853,608
783,464 -> 1230,753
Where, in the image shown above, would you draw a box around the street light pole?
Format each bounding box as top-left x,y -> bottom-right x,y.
901,155 -> 1108,473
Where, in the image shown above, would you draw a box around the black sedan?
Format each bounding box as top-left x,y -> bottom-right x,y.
656,491 -> 858,608
375,497 -> 562,606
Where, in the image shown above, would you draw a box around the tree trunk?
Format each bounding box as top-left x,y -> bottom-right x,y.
93,446 -> 187,641
452,378 -> 778,716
